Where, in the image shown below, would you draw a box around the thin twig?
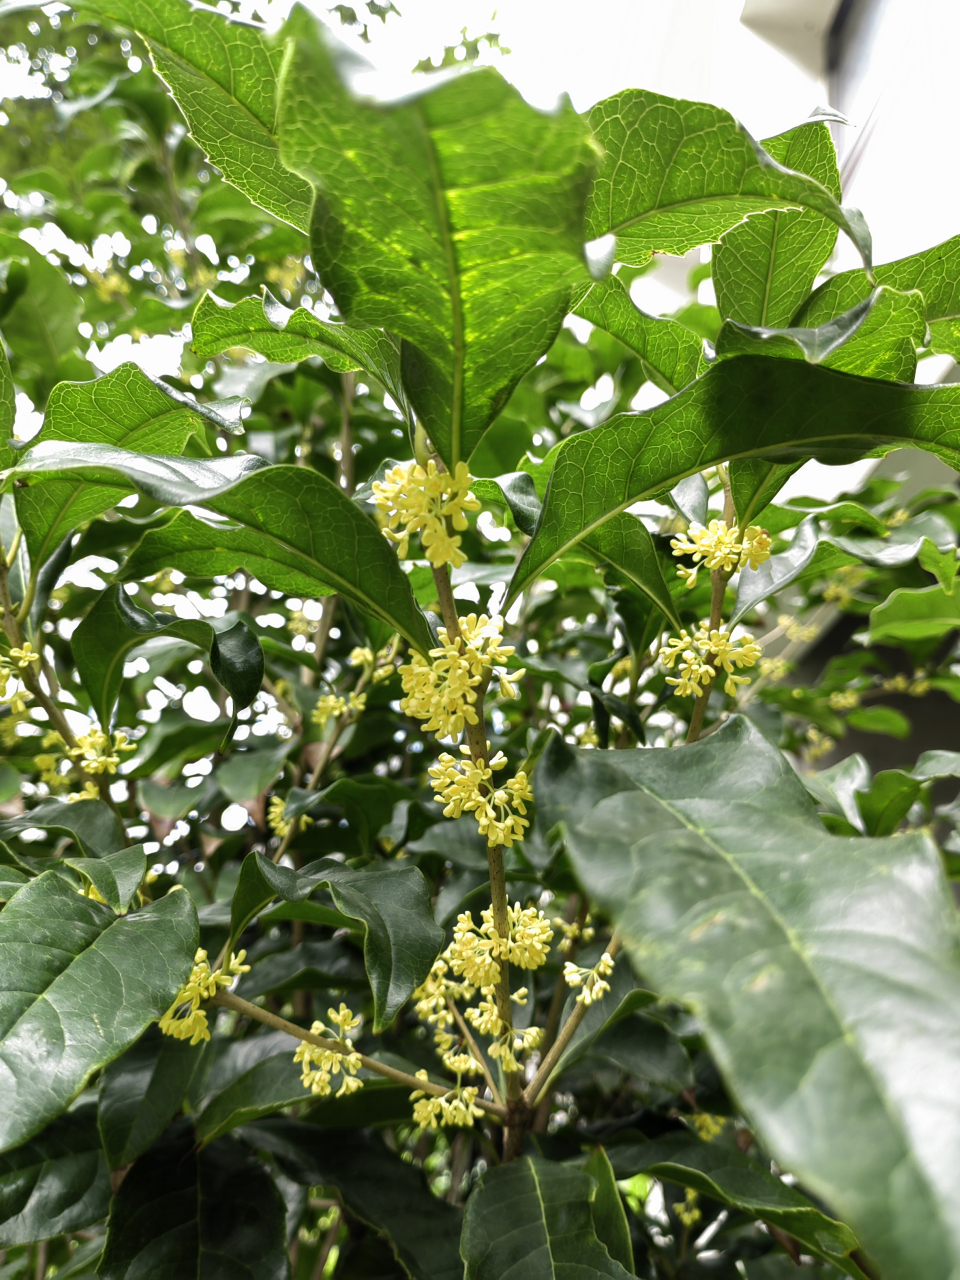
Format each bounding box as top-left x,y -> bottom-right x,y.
450,998 -> 502,1106
210,988 -> 508,1120
523,935 -> 622,1107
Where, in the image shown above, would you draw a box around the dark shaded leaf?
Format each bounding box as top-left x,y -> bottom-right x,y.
98,1024 -> 201,1170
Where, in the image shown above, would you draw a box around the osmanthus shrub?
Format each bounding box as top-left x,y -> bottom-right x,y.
4,3 -> 960,1278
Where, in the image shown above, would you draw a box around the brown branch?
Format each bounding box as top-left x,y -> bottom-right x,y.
210,988 -> 508,1121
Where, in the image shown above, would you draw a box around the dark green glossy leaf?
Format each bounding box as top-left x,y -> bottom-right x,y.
461,1155 -> 633,1280
235,940 -> 366,1000
573,274 -> 704,394
73,585 -> 263,728
63,845 -> 146,914
0,1104 -> 109,1247
583,1147 -> 633,1275
595,1012 -> 693,1093
194,1030 -> 303,1143
795,231 -> 960,356
0,232 -> 84,394
12,362 -> 240,571
98,1024 -> 201,1170
278,12 -> 598,467
216,740 -> 290,803
99,1121 -> 289,1280
0,797 -> 122,855
856,770 -> 920,837
606,1133 -> 864,1276
714,287 -> 926,383
243,1119 -> 464,1280
585,90 -> 870,265
192,289 -> 413,422
870,584 -> 960,642
0,874 -> 197,1151
231,853 -> 442,1030
76,0 -> 312,230
712,120 -> 840,328
508,357 -> 960,604
6,449 -> 434,653
535,717 -> 960,1280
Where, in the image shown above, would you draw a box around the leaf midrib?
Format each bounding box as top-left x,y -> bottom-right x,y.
609,192 -> 806,240
612,777 -> 946,1237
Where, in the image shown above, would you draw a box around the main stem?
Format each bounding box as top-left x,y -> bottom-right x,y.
686,470 -> 737,745
431,560 -> 526,1146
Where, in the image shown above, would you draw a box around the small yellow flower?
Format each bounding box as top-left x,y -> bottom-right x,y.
563,952 -> 615,1006
691,1113 -> 725,1142
828,689 -> 860,711
674,1187 -> 702,1228
66,728 -> 135,776
159,949 -> 249,1045
428,745 -> 532,847
372,459 -> 481,569
777,613 -> 820,643
312,693 -> 347,729
8,642 -> 41,670
410,1079 -> 483,1129
68,781 -> 100,803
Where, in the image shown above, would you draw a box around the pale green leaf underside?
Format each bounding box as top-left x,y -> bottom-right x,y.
507,357 -> 960,604
76,0 -> 312,229
535,717 -> 960,1280
712,119 -> 841,328
586,89 -> 870,265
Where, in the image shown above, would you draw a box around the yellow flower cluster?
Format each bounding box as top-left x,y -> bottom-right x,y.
759,656 -> 790,681
674,1187 -> 702,1228
428,745 -> 533,847
670,520 -> 771,590
660,623 -> 761,699
410,1073 -> 484,1129
822,565 -> 869,608
159,948 -> 249,1045
66,727 -> 136,775
777,614 -> 820,644
372,460 -> 480,569
0,641 -> 40,716
311,689 -> 366,730
294,1004 -> 365,1098
552,913 -> 595,955
691,1113 -> 725,1142
487,1023 -> 542,1072
805,725 -> 835,762
267,794 -> 313,839
828,689 -> 860,711
69,781 -> 100,803
881,672 -> 930,697
399,614 -> 522,740
563,951 -> 616,1006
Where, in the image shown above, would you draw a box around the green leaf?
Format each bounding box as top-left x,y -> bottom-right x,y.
0,336 -> 15,472
12,362 -> 241,571
99,1121 -> 289,1280
194,1030 -> 304,1143
63,845 -> 146,914
73,585 -> 263,729
0,232 -> 85,394
0,797 -> 123,855
870,584 -> 960,642
230,854 -> 442,1030
278,13 -> 598,467
507,357 -> 960,604
595,1012 -> 693,1093
920,537 -> 960,593
712,120 -> 841,328
845,705 -> 911,739
856,770 -> 920,837
0,1104 -> 110,1247
475,473 -> 680,627
714,287 -> 927,383
7,449 -> 435,653
535,717 -> 960,1280
75,0 -> 312,230
461,1155 -> 633,1280
285,775 -> 413,854
795,230 -> 960,356
583,1148 -> 634,1275
606,1133 -> 864,1276
192,289 -> 413,422
244,1119 -> 464,1280
573,274 -> 704,394
216,740 -> 291,803
98,1024 -> 201,1170
0,874 -> 197,1152
234,940 -> 365,1000
585,90 -> 870,265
